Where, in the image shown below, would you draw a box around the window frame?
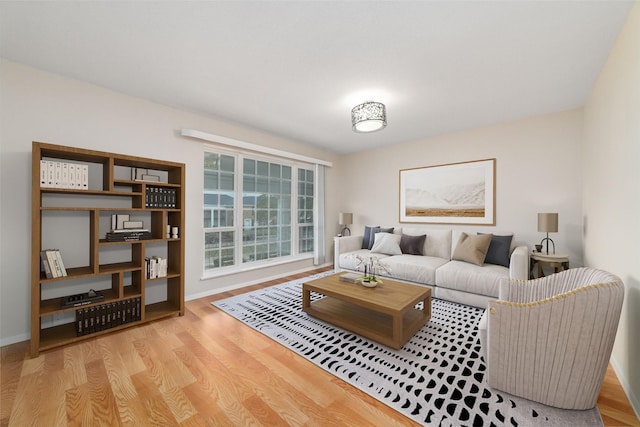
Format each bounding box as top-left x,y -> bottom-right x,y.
203,147 -> 315,277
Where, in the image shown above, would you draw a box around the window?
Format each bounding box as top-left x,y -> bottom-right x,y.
204,150 -> 314,273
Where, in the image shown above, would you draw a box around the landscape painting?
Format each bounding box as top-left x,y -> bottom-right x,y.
399,159 -> 495,225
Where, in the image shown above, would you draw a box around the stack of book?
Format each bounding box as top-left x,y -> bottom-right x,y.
106,214 -> 152,241
105,229 -> 152,241
75,296 -> 141,336
40,249 -> 68,278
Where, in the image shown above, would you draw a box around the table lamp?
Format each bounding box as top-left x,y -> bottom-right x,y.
339,212 -> 353,236
537,212 -> 558,254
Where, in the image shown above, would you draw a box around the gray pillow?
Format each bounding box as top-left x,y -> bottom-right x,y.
479,233 -> 513,267
452,232 -> 492,266
361,225 -> 380,249
369,227 -> 394,249
400,234 -> 426,255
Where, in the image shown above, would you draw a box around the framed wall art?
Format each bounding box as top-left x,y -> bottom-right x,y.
399,158 -> 496,225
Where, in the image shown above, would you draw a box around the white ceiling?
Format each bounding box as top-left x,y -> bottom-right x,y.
0,1 -> 633,154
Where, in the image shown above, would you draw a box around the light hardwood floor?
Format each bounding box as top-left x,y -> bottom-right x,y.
2,267 -> 638,426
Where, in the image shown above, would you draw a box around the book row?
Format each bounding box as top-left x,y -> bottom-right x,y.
146,256 -> 168,279
75,297 -> 141,336
40,249 -> 67,278
40,160 -> 89,189
146,187 -> 177,208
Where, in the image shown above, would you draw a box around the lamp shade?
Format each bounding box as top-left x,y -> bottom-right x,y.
537,213 -> 558,233
351,102 -> 387,132
339,212 -> 353,225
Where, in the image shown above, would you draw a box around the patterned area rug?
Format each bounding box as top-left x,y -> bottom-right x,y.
212,271 -> 603,426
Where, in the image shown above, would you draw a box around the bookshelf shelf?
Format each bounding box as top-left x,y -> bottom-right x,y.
31,141 -> 185,357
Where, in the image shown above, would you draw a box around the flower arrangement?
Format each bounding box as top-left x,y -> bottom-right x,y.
351,254 -> 392,286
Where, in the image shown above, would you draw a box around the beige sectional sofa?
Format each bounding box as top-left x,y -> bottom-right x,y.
333,227 -> 529,308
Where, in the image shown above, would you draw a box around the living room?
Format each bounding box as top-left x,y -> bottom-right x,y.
1,1 -> 638,425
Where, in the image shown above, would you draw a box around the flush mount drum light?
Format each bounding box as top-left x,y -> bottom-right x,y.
351,101 -> 387,133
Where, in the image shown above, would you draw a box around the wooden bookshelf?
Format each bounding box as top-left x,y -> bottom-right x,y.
31,141 -> 185,357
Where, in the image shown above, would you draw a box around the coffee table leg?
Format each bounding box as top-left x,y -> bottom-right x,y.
422,297 -> 431,319
302,286 -> 310,310
392,314 -> 402,349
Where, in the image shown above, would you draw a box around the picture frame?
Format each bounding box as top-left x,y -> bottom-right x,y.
399,158 -> 496,225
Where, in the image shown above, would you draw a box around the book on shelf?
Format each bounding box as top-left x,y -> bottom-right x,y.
40,251 -> 54,278
75,296 -> 141,336
61,289 -> 104,308
41,249 -> 67,278
39,160 -> 89,190
105,230 -> 152,241
145,256 -> 168,279
145,186 -> 177,209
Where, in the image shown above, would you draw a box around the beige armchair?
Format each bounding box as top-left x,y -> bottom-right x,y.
479,267 -> 624,410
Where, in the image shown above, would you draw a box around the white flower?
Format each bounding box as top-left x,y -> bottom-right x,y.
350,253 -> 392,276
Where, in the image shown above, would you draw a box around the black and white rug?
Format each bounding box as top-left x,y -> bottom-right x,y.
212,271 -> 602,427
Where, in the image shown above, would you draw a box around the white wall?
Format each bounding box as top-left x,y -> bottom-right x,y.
583,1 -> 640,416
0,59 -> 339,345
336,109 -> 585,261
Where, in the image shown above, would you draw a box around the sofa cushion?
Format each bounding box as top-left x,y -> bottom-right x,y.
371,232 -> 402,255
452,232 -> 492,266
435,260 -> 509,297
338,249 -> 391,271
479,233 -> 513,268
361,225 -> 380,249
400,233 -> 426,255
383,255 -> 449,286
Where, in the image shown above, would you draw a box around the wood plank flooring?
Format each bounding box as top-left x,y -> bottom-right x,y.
2,267 -> 638,426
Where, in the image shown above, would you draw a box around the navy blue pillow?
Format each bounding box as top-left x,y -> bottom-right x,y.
361,225 -> 380,249
369,227 -> 394,250
478,233 -> 513,267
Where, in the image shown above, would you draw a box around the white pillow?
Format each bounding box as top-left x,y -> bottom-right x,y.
370,232 -> 402,255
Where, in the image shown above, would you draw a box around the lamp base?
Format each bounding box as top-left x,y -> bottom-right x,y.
540,236 -> 555,254
341,226 -> 351,236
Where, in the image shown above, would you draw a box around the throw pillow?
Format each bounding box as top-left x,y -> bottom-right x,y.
369,227 -> 394,249
361,225 -> 380,249
400,233 -> 426,255
452,232 -> 493,266
370,232 -> 402,255
478,233 -> 513,267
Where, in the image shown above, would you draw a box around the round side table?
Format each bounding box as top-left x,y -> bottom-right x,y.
530,252 -> 570,279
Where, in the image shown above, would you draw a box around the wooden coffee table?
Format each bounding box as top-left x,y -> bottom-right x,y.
302,273 -> 431,349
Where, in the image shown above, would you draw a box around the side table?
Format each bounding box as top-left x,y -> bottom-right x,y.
530,252 -> 570,279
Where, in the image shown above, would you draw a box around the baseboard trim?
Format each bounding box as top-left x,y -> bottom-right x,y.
610,355 -> 640,421
187,263 -> 333,301
0,332 -> 29,348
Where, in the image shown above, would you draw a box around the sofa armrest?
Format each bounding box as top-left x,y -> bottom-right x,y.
333,235 -> 364,267
509,245 -> 529,280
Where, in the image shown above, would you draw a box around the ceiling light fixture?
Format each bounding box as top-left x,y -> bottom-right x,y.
351,101 -> 387,133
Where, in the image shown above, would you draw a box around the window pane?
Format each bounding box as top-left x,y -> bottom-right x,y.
282,166 -> 291,180
257,161 -> 269,176
204,152 -> 236,271
243,158 -> 255,175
